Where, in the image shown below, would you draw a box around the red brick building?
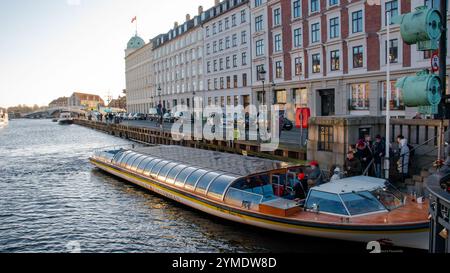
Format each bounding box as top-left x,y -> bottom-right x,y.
251,0 -> 450,120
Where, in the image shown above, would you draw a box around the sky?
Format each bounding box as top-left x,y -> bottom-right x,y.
0,0 -> 213,108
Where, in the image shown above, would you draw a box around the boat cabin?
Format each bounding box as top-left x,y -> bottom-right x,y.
305,177 -> 405,217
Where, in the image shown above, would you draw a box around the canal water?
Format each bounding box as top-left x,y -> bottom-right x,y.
0,120 -> 371,253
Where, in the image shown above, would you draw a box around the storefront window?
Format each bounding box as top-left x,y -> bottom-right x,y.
350,83 -> 370,110
382,81 -> 404,110
294,88 -> 308,108
274,90 -> 287,104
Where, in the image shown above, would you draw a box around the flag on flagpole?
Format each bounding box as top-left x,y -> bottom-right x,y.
131,16 -> 137,23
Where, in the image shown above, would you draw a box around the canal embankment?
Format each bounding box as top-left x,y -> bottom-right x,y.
73,119 -> 307,164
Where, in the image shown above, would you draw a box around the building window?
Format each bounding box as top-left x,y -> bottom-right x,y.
219,58 -> 224,70
312,53 -> 321,73
352,45 -> 364,68
241,10 -> 247,23
232,34 -> 238,47
206,27 -> 210,37
350,83 -> 370,110
256,40 -> 265,56
318,125 -> 334,152
275,90 -> 287,104
293,0 -> 301,18
226,37 -> 230,49
273,8 -> 281,26
311,23 -> 320,43
207,61 -> 211,73
385,39 -> 398,64
255,0 -> 263,7
213,60 -> 218,71
274,34 -> 282,52
352,10 -> 363,33
213,23 -> 217,35
241,31 -> 247,44
220,77 -> 224,89
227,76 -> 231,88
294,88 -> 308,107
330,50 -> 340,71
225,18 -> 229,29
214,78 -> 218,90
233,55 -> 238,67
232,14 -> 237,26
219,39 -> 223,51
293,28 -> 302,48
255,15 -> 263,32
382,81 -> 404,110
226,57 -> 231,69
329,0 -> 338,6
242,52 -> 247,65
385,0 -> 398,25
294,57 -> 303,76
329,17 -> 339,39
218,21 -> 223,32
275,61 -> 283,78
233,75 -> 238,88
243,73 -> 248,87
310,0 -> 319,13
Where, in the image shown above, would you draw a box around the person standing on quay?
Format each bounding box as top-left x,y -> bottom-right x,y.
373,135 -> 386,178
344,151 -> 362,177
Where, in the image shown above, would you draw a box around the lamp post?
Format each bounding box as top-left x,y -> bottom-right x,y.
258,68 -> 267,106
158,85 -> 163,128
385,8 -> 392,180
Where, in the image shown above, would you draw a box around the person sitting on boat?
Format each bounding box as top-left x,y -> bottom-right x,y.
293,173 -> 308,200
330,167 -> 343,182
344,151 -> 362,177
307,161 -> 323,187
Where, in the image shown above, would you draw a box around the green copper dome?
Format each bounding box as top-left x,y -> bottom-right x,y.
127,35 -> 145,49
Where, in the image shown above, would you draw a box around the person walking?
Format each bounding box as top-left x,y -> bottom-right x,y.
373,135 -> 386,178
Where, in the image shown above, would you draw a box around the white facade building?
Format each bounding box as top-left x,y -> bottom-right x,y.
203,0 -> 252,109
152,12 -> 205,110
125,35 -> 154,113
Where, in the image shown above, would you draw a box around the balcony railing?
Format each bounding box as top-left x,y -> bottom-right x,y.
348,98 -> 370,111
380,98 -> 405,111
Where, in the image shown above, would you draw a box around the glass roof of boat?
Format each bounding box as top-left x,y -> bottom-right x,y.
312,176 -> 387,194
132,145 -> 292,177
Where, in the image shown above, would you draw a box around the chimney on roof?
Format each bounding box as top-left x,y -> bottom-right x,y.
174,21 -> 178,28
198,5 -> 203,15
186,14 -> 191,21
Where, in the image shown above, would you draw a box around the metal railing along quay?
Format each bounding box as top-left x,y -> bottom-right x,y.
74,119 -> 307,163
426,176 -> 450,253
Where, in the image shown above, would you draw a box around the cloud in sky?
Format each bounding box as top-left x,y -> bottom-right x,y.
0,0 -> 212,108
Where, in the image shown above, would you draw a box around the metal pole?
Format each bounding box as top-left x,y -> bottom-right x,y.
441,0 -> 448,117
385,9 -> 392,180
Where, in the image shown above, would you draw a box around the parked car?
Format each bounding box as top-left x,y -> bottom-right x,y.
174,111 -> 193,123
135,113 -> 146,120
163,112 -> 175,123
148,108 -> 159,121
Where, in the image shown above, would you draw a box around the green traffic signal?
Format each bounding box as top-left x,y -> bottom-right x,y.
396,70 -> 442,107
393,6 -> 442,51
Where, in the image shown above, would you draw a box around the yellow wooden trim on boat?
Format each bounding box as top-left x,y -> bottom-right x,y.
91,159 -> 429,235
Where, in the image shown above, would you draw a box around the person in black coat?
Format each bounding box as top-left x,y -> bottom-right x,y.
373,135 -> 386,178
355,140 -> 373,174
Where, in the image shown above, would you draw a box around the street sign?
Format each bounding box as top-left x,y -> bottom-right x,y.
431,52 -> 440,72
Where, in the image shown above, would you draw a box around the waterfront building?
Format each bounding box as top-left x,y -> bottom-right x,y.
203,0 -> 252,110
248,0 -> 450,121
68,92 -> 105,110
125,35 -> 154,114
48,97 -> 69,108
151,9 -> 205,111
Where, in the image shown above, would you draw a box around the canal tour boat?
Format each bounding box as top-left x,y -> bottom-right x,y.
90,145 -> 430,249
58,112 -> 74,125
0,111 -> 8,128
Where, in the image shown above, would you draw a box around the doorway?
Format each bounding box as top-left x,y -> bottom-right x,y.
319,89 -> 335,116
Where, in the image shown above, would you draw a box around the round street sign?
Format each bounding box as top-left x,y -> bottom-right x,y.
431,52 -> 439,73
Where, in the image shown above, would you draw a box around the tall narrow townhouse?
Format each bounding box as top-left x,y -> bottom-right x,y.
203,0 -> 253,110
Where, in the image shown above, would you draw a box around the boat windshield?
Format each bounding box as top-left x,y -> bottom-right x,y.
370,183 -> 404,211
340,192 -> 387,216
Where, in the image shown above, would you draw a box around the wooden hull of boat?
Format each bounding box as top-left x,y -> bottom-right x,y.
90,159 -> 430,250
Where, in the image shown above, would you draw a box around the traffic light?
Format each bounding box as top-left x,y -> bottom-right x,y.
396,70 -> 442,107
393,6 -> 442,51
